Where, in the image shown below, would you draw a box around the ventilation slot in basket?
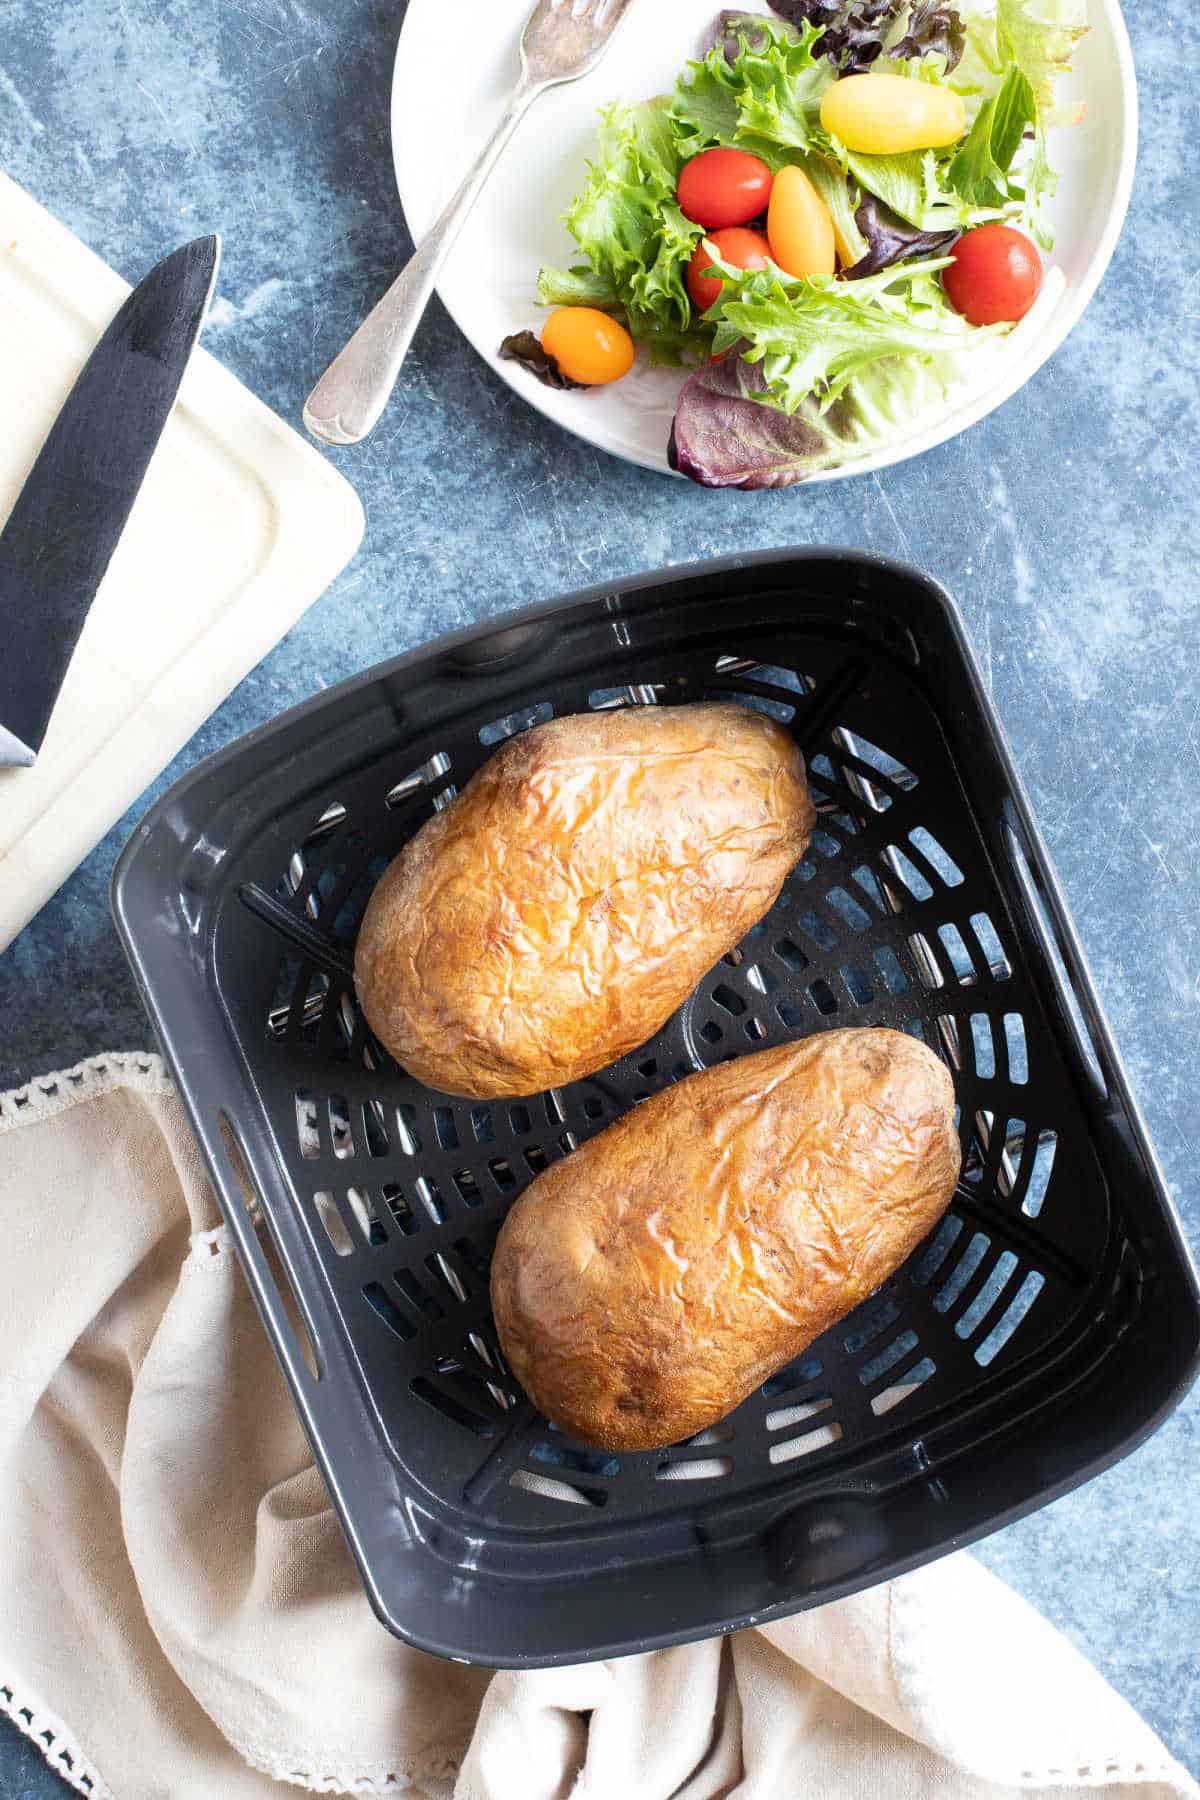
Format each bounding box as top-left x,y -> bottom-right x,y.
884,847 -> 932,901
479,701 -> 553,746
363,1281 -> 415,1342
858,1331 -> 921,1386
395,1270 -> 442,1323
843,1299 -> 901,1355
908,827 -> 962,886
530,1441 -> 621,1480
509,1469 -> 607,1506
385,751 -> 452,810
413,1376 -> 497,1437
974,1272 -> 1045,1365
872,1356 -> 937,1417
295,1090 -> 320,1161
346,1186 -> 386,1246
762,1358 -> 823,1398
218,1113 -> 320,1381
1021,1130 -> 1058,1217
969,912 -> 1012,980
1004,1013 -> 1029,1083
314,1191 -> 353,1257
971,1013 -> 995,1078
656,1456 -> 735,1481
588,683 -> 664,709
765,1394 -> 833,1433
769,1421 -> 843,1464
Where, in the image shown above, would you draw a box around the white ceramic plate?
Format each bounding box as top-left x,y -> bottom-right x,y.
392,1 -> 1135,480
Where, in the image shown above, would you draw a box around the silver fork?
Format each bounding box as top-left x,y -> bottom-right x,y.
303,0 -> 636,448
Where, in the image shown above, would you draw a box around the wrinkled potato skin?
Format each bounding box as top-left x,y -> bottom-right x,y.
491,1029 -> 960,1451
354,704 -> 814,1099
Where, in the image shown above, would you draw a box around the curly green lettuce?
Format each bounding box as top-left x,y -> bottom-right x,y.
670,16 -> 835,165
999,0 -> 1089,117
702,255 -> 1000,414
536,98 -> 704,360
535,266 -> 620,311
954,0 -> 1089,124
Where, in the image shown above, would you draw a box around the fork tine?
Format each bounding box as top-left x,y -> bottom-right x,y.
554,0 -> 615,24
521,0 -> 636,83
589,0 -> 636,26
533,0 -> 634,35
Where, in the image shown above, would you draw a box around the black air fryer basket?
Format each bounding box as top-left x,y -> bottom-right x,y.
113,550 -> 1200,1666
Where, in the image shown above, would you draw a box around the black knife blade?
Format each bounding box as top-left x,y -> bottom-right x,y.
0,234 -> 220,768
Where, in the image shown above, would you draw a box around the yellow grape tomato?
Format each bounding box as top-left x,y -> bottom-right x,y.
819,74 -> 966,154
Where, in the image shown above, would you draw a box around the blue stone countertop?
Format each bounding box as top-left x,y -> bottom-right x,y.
1,0 -> 1197,1791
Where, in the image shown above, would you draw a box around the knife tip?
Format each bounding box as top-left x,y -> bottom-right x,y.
169,232 -> 222,289
192,231 -> 221,270
0,724 -> 37,768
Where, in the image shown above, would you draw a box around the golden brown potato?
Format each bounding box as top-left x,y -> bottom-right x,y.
354,703 -> 814,1098
490,1028 -> 960,1451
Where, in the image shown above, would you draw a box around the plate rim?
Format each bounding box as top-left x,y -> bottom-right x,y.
390,0 -> 1138,483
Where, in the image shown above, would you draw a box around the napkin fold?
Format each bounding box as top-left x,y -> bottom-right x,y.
0,1055 -> 1194,1800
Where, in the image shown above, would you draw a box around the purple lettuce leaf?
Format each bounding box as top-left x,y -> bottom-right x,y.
668,354 -> 836,487
886,1 -> 965,72
498,331 -> 587,391
842,193 -> 960,278
700,9 -> 777,64
767,0 -> 898,73
766,1 -> 964,73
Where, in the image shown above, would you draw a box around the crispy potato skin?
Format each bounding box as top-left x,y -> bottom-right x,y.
490,1028 -> 960,1451
354,704 -> 814,1099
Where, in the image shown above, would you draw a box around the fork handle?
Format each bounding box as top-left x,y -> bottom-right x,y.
304,72 -> 543,447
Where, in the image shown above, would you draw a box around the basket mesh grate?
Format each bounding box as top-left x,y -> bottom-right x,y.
230,643 -> 1102,1525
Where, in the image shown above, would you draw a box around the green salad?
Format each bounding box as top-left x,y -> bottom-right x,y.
499,0 -> 1089,486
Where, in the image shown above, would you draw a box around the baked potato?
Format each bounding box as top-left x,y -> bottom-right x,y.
355,703 -> 814,1098
490,1028 -> 960,1451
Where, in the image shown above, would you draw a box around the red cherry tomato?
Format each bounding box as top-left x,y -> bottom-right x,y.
687,226 -> 773,312
677,148 -> 773,230
942,224 -> 1043,326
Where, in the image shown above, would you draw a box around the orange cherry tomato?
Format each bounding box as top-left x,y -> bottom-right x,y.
687,226 -> 773,312
766,164 -> 836,280
677,148 -> 774,230
540,307 -> 635,385
942,225 -> 1043,325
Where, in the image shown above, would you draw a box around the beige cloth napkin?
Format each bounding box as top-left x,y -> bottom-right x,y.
0,1054 -> 1194,1800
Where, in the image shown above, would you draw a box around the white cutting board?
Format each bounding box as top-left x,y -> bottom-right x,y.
0,172 -> 365,952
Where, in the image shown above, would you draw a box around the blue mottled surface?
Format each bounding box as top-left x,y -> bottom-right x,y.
1,0 -> 1198,1791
